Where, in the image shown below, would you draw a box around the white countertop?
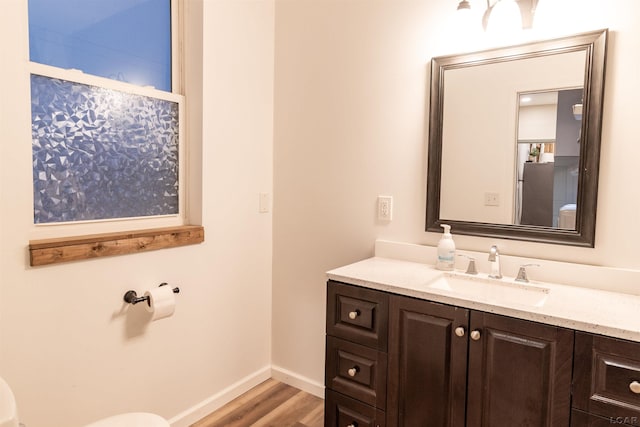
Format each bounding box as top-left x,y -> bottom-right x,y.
327,256 -> 640,343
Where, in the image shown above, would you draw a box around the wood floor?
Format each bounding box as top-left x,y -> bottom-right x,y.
191,379 -> 324,427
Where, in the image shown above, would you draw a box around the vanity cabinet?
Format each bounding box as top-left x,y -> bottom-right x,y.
387,294 -> 573,427
326,280 -> 574,427
572,332 -> 640,426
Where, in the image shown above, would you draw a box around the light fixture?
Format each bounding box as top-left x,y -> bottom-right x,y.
457,0 -> 471,11
455,0 -> 480,36
572,104 -> 583,121
485,0 -> 522,33
457,0 -> 538,32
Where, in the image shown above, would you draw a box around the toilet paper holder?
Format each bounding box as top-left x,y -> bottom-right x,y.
123,283 -> 180,305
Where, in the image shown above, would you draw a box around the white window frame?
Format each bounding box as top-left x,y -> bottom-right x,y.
28,0 -> 187,240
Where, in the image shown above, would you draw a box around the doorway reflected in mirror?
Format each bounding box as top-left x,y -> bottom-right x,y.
515,88 -> 582,229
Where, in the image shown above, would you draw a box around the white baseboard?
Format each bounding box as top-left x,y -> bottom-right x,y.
167,365 -> 271,427
270,365 -> 325,398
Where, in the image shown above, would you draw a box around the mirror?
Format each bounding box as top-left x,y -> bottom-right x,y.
426,29 -> 607,247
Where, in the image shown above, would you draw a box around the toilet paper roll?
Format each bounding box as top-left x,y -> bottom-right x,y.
144,286 -> 176,321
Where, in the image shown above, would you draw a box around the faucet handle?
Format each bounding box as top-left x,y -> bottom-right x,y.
458,254 -> 478,275
515,263 -> 540,283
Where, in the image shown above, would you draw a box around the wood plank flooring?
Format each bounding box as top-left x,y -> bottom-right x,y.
191,379 -> 324,427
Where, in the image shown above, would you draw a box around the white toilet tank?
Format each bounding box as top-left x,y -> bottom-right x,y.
558,203 -> 577,229
0,377 -> 19,427
0,376 -> 168,427
83,412 -> 169,427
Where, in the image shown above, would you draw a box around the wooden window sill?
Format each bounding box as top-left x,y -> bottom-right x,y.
29,225 -> 204,267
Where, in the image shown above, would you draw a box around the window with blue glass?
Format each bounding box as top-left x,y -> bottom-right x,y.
29,0 -> 172,91
28,0 -> 181,224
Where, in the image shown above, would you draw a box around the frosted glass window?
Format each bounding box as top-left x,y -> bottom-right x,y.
31,74 -> 179,224
28,0 -> 172,91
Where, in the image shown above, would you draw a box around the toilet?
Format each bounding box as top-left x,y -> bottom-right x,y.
558,203 -> 577,229
83,412 -> 169,427
0,376 -> 169,427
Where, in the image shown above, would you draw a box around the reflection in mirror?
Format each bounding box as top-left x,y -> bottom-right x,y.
439,50 -> 586,227
426,29 -> 608,247
515,88 -> 583,229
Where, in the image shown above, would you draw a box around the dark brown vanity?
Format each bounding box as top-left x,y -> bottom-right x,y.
325,280 -> 640,427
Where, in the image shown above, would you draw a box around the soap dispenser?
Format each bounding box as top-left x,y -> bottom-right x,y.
436,224 -> 456,271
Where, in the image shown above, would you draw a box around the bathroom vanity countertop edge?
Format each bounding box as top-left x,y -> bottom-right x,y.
327,257 -> 640,343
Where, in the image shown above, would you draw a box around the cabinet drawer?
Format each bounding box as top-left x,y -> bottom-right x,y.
327,281 -> 388,351
574,332 -> 640,420
326,336 -> 387,409
325,389 -> 386,427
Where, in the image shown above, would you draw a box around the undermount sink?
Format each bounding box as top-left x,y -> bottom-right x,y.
426,272 -> 550,307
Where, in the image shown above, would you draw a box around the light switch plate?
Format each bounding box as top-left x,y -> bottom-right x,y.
259,193 -> 270,213
484,192 -> 500,206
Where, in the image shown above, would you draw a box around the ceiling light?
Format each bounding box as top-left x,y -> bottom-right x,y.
457,0 -> 471,11
457,0 -> 538,33
572,104 -> 583,121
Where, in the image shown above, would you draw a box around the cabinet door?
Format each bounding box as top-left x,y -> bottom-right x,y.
387,295 -> 469,427
466,311 -> 574,427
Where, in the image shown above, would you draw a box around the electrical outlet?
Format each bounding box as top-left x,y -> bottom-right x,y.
484,192 -> 500,206
377,196 -> 393,221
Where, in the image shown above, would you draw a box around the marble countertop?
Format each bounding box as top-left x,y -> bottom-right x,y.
327,256 -> 640,343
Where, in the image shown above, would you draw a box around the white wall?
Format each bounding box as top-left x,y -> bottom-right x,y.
273,0 -> 640,391
519,104 -> 558,141
0,1 -> 274,426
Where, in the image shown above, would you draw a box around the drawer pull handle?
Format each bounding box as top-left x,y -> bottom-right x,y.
348,310 -> 360,320
455,327 -> 465,337
347,424 -> 357,427
470,330 -> 481,341
631,381 -> 640,394
348,366 -> 359,377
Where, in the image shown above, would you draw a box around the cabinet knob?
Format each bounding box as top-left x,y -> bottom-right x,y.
348,366 -> 359,377
631,381 -> 640,394
470,330 -> 481,341
455,327 -> 465,337
348,310 -> 360,320
347,424 -> 357,427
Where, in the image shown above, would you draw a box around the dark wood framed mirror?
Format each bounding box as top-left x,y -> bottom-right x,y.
426,29 -> 608,247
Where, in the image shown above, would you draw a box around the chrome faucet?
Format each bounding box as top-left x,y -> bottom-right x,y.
488,245 -> 502,279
